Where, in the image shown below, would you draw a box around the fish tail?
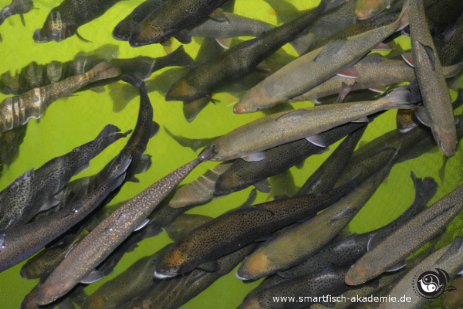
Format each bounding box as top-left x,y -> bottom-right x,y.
395,0 -> 410,31
410,172 -> 438,210
87,62 -> 121,82
383,86 -> 414,110
166,46 -> 194,68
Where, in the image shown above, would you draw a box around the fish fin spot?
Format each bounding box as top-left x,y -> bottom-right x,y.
81,270 -> 105,284
242,152 -> 266,162
337,67 -> 360,79
385,260 -> 406,272
197,260 -> 220,272
415,106 -> 432,127
401,52 -> 414,67
134,219 -> 150,232
368,86 -> 387,93
215,38 -> 232,49
352,116 -> 370,123
419,42 -> 436,71
306,134 -> 328,147
373,43 -> 391,51
330,206 -> 356,223
367,233 -> 383,252
209,8 -> 229,22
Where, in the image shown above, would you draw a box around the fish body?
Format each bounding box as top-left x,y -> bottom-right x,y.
0,124 -> 126,232
355,0 -> 395,20
215,122 -> 367,196
154,180 -> 357,278
165,0 -> 341,103
33,0 -> 120,42
211,86 -> 411,161
378,237 -> 463,309
112,0 -> 169,41
0,168 -> 127,273
36,146 -> 215,305
236,156 -> 394,281
128,0 -> 229,46
0,62 -> 120,133
280,173 -> 437,279
0,0 -> 33,26
345,182 -> 463,285
234,1 -> 409,113
410,0 -> 457,157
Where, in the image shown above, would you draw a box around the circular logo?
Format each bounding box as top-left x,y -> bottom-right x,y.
415,268 -> 456,299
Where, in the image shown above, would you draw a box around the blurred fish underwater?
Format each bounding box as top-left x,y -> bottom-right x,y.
0,0 -> 463,308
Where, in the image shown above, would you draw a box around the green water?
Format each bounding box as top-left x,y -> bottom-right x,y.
0,0 -> 462,308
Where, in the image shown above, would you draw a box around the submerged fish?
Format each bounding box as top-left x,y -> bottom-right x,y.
154,179 -> 357,278
0,0 -> 34,26
378,237 -> 463,309
236,153 -> 394,281
0,124 -> 126,232
409,0 -> 457,157
355,0 -> 395,20
210,86 -> 412,162
0,62 -> 120,133
234,1 -> 409,113
33,0 -> 121,42
345,181 -> 463,285
128,0 -> 229,46
36,146 -> 215,305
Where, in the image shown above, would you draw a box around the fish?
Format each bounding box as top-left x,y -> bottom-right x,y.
234,1 -> 410,113
238,266 -> 351,309
210,86 -> 413,162
0,62 -> 120,133
164,0 -> 345,106
153,178 -> 357,278
355,0 -> 395,20
279,173 -> 437,280
409,0 -> 457,157
33,0 -> 121,42
128,0 -> 230,46
345,181 -> 463,285
36,146 -> 216,305
169,162 -> 233,208
296,125 -> 366,196
377,237 -> 463,309
118,244 -> 257,309
0,123 -> 28,177
0,124 -> 127,232
112,0 -> 170,41
21,282 -> 85,309
0,0 -> 34,26
235,153 -> 394,281
0,165 -> 128,273
214,122 -> 368,196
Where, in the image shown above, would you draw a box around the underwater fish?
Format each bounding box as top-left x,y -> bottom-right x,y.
238,266 -> 351,309
378,237 -> 463,309
211,86 -> 412,162
345,181 -> 463,285
0,165 -> 128,273
36,146 -> 215,305
169,162 -> 233,208
214,122 -> 368,196
296,126 -> 367,196
0,124 -> 126,232
33,0 -> 121,42
128,0 -> 230,46
118,244 -> 257,309
0,0 -> 34,26
279,173 -> 437,279
0,62 -> 120,133
154,179 -> 357,278
409,0 -> 456,157
165,0 -> 344,105
235,153 -> 394,281
355,0 -> 395,20
234,1 -> 409,113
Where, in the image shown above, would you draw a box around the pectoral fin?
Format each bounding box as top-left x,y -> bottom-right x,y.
81,270 -> 105,284
254,179 -> 271,193
306,134 -> 327,147
134,219 -> 150,232
242,152 -> 266,162
197,260 -> 220,272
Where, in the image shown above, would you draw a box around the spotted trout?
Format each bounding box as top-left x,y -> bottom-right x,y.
409,0 -> 457,157
36,146 -> 216,305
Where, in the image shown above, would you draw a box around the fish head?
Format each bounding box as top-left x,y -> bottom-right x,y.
431,125 -> 457,158
345,264 -> 371,286
153,248 -> 191,278
33,10 -> 74,43
112,20 -> 137,41
355,0 -> 386,20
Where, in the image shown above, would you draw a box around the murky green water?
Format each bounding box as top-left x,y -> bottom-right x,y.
0,0 -> 462,308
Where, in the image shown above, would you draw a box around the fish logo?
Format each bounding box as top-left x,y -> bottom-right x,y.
415,268 -> 457,299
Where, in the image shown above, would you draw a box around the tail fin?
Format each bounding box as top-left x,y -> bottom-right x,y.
87,62 -> 121,82
164,46 -> 194,68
